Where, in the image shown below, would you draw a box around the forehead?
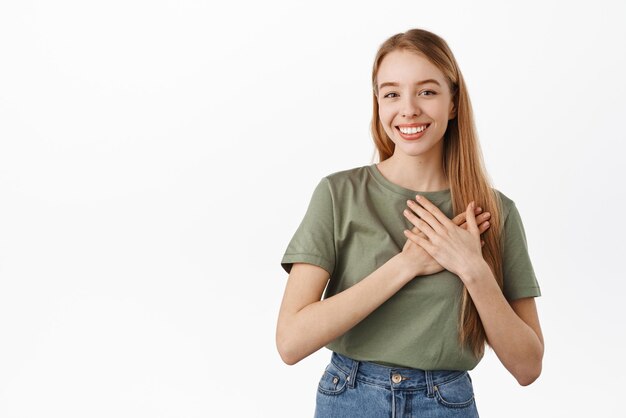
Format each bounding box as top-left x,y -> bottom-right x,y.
377,49 -> 446,88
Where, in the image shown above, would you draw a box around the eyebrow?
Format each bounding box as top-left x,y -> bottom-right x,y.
378,79 -> 442,90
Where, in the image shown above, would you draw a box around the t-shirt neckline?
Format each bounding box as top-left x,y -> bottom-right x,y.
367,163 -> 451,200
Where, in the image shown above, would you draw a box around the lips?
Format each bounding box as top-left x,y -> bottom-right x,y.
396,123 -> 430,140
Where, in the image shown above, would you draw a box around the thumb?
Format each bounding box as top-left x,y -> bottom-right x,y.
466,201 -> 479,233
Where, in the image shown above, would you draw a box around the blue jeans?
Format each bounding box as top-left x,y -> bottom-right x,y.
314,351 -> 479,418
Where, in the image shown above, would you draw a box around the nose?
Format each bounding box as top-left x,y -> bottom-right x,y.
401,95 -> 421,118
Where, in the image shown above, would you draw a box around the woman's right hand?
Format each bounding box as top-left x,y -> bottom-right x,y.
399,206 -> 492,278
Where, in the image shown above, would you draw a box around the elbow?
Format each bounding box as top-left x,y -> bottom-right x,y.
515,360 -> 542,386
276,330 -> 303,366
277,343 -> 300,366
279,352 -> 300,366
513,339 -> 544,386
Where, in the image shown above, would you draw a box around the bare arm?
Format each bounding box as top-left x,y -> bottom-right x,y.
275,254 -> 413,365
276,207 -> 492,365
461,261 -> 544,386
402,195 -> 543,385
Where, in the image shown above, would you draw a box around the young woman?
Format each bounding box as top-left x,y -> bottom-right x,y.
276,28 -> 544,417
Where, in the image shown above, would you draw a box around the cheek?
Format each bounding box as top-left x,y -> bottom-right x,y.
378,105 -> 393,125
426,101 -> 451,120
378,110 -> 393,134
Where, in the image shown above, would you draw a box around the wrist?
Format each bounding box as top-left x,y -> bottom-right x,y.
391,253 -> 420,283
459,258 -> 490,286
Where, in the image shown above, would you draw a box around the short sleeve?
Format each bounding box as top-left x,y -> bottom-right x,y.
501,201 -> 542,301
280,177 -> 336,276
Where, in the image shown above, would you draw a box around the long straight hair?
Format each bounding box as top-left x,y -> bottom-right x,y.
370,29 -> 504,359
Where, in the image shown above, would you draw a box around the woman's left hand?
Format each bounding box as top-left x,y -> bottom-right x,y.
402,195 -> 484,278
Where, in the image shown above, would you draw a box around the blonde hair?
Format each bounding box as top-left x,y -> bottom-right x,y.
370,28 -> 504,359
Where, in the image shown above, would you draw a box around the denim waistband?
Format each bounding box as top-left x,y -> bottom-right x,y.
330,351 -> 468,394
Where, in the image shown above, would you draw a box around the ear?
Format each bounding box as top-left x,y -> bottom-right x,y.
448,101 -> 457,120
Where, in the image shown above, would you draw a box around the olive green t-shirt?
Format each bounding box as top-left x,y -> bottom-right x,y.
281,164 -> 541,371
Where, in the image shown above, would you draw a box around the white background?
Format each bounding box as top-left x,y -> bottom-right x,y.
1,1 -> 625,417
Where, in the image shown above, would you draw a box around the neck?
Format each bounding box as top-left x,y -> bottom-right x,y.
377,152 -> 448,192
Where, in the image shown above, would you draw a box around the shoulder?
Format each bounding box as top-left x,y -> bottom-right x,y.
491,188 -> 517,222
323,164 -> 370,182
304,165 -> 371,206
319,164 -> 372,192
490,187 -> 536,237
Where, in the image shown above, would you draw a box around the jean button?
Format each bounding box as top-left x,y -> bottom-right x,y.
391,373 -> 402,383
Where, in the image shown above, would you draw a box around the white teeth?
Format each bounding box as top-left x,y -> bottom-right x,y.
399,125 -> 428,134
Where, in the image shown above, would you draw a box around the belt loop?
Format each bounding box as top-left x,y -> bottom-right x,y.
347,357 -> 359,389
425,370 -> 435,398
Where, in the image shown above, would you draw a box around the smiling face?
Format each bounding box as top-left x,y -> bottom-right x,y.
376,49 -> 456,161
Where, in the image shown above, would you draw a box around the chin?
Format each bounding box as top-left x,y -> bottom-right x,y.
394,141 -> 442,158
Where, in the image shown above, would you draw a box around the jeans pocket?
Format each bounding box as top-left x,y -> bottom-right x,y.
434,372 -> 475,409
317,362 -> 348,396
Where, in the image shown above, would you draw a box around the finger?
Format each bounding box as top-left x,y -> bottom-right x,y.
414,195 -> 455,229
475,212 -> 491,230
411,226 -> 428,240
466,201 -> 479,234
404,228 -> 436,254
459,211 -> 491,230
403,207 -> 437,240
407,199 -> 446,236
452,206 -> 483,226
478,220 -> 490,235
452,212 -> 465,226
